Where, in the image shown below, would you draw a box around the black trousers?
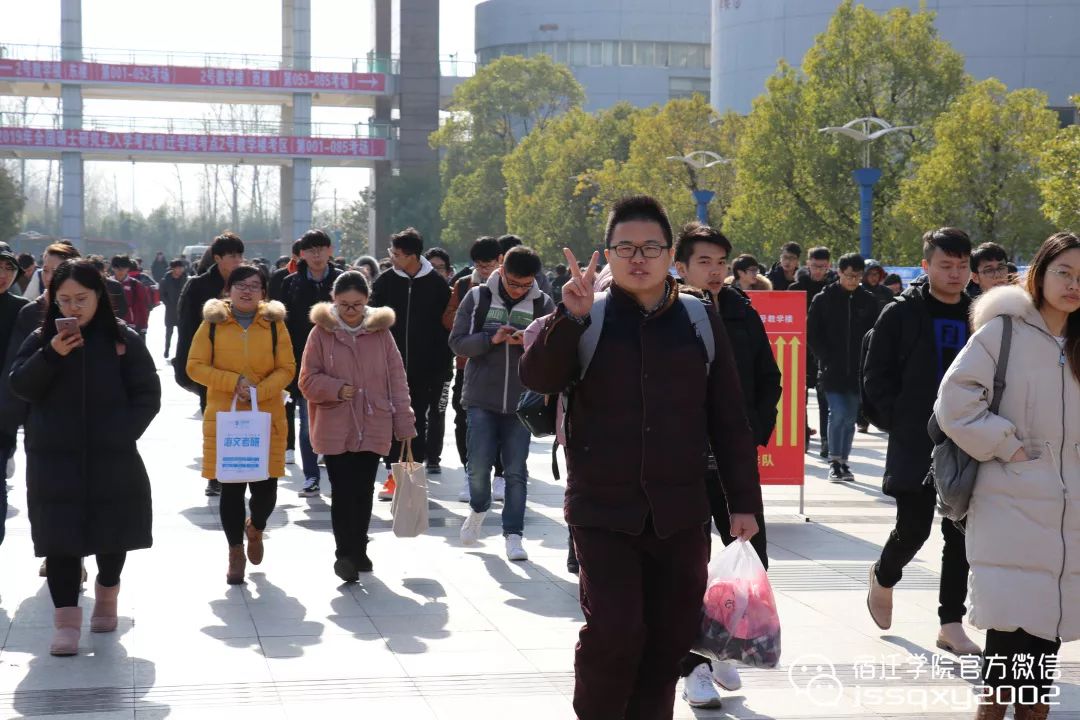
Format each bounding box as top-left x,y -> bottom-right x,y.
982,628 -> 1061,705
875,484 -> 969,624
324,451 -> 380,562
47,553 -> 126,608
425,379 -> 451,466
452,370 -> 469,466
387,375 -> 445,467
164,321 -> 176,356
219,478 -> 278,546
285,389 -> 297,451
679,471 -> 769,676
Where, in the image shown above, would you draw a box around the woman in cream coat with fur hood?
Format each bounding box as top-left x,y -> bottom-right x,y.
299,271 -> 415,582
935,232 -> 1080,720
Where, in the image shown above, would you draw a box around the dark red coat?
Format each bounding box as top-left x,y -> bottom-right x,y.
519,280 -> 762,539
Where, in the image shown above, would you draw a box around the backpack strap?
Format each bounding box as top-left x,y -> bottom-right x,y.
577,293 -> 609,380
676,294 -> 715,372
209,323 -> 216,365
988,315 -> 1012,414
470,286 -> 492,334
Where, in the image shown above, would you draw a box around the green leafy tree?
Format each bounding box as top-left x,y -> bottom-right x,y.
593,96 -> 741,232
896,79 -> 1058,258
430,55 -> 584,252
503,103 -> 640,262
1041,95 -> 1080,233
0,165 -> 24,244
726,0 -> 967,263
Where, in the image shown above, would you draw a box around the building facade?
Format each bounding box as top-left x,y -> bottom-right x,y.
711,0 -> 1080,124
475,0 -> 711,111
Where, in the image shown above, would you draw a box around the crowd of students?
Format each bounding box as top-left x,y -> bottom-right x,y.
0,198 -> 1076,720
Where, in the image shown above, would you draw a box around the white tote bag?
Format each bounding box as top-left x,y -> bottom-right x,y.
390,440 -> 429,538
216,386 -> 272,483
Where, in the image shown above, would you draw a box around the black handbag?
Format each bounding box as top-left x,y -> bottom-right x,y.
516,390 -> 557,438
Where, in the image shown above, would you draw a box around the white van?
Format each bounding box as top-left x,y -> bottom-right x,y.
181,245 -> 209,269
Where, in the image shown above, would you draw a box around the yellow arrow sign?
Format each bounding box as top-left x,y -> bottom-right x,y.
774,337 -> 787,447
789,337 -> 801,447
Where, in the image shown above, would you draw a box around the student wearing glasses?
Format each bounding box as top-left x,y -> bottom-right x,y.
968,241 -> 1012,299
300,271 -> 415,581
9,260 -> 161,656
725,254 -> 773,293
451,246 -> 554,561
187,264 -> 295,585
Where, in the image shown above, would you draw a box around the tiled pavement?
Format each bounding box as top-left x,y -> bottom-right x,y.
1,314 -> 1077,719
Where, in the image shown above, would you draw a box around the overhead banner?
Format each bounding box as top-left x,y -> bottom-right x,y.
0,59 -> 387,93
746,291 -> 806,486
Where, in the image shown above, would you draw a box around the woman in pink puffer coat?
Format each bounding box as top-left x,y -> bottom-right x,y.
299,271 -> 415,582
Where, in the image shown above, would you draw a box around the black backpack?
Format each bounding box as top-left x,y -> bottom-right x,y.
470,285 -> 548,334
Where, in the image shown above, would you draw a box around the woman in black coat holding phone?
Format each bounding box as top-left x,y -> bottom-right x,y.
9,259 -> 161,657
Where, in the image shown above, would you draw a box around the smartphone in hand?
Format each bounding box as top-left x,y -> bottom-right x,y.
55,317 -> 80,338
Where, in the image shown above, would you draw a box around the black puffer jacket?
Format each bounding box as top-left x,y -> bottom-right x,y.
709,287 -> 782,446
280,261 -> 341,355
789,267 -> 837,387
9,321 -> 161,556
766,262 -> 795,292
369,257 -> 452,383
807,282 -> 880,394
159,272 -> 188,326
862,282 -> 971,496
173,265 -> 226,392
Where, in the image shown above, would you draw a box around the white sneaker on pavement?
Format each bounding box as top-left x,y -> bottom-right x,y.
505,534 -> 528,561
285,450 -> 296,465
712,660 -> 742,691
460,510 -> 486,545
682,663 -> 722,709
493,476 -> 505,501
458,480 -> 471,503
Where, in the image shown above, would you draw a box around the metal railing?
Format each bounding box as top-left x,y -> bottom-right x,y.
0,112 -> 396,139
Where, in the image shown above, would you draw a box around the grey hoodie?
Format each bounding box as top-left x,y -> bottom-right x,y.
449,270 -> 554,414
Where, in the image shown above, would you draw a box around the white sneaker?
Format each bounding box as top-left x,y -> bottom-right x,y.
5,455 -> 13,480
493,476 -> 506,501
682,663 -> 722,708
457,480 -> 471,503
285,450 -> 296,465
712,660 -> 742,691
460,510 -> 486,545
505,534 -> 528,561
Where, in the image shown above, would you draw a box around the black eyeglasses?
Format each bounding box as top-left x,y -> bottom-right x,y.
611,243 -> 669,259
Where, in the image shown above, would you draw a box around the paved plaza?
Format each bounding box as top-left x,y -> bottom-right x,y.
0,313 -> 1077,719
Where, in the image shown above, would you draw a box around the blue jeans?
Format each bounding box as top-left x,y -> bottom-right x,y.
466,406 -> 530,536
825,391 -> 859,462
297,397 -> 320,481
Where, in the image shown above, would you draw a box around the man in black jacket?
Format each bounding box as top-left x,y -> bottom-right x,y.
673,222 -> 781,708
765,241 -> 801,291
863,227 -> 980,657
173,232 -> 244,433
861,259 -> 895,310
789,246 -> 837,456
370,228 -> 452,497
160,259 -> 188,359
279,229 -> 343,497
808,253 -> 880,482
0,248 -> 29,535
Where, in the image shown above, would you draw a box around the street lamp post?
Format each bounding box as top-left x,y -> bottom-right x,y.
818,118 -> 914,258
666,151 -> 731,225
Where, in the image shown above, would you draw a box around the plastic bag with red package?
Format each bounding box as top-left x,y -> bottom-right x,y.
691,539 -> 781,668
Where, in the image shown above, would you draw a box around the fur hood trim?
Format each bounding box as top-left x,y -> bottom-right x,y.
202,298 -> 286,324
971,284 -> 1039,332
309,301 -> 395,333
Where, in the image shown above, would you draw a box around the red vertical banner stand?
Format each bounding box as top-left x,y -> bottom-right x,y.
747,291 -> 808,515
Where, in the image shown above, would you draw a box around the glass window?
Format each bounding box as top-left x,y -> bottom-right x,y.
589,42 -> 603,66
603,41 -> 617,66
685,44 -> 705,68
635,42 -> 655,66
526,42 -> 541,58
655,42 -> 669,67
669,77 -> 711,100
542,42 -> 556,58
669,43 -> 690,68
554,42 -> 568,64
571,42 -> 588,66
620,42 -> 634,66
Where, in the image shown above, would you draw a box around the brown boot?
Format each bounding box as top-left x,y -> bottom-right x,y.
245,518 -> 264,565
1014,703 -> 1051,720
226,545 -> 246,584
867,564 -> 893,630
90,582 -> 120,633
50,606 -> 83,656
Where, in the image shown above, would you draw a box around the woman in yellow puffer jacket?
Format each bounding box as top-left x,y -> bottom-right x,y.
187,264 -> 294,585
